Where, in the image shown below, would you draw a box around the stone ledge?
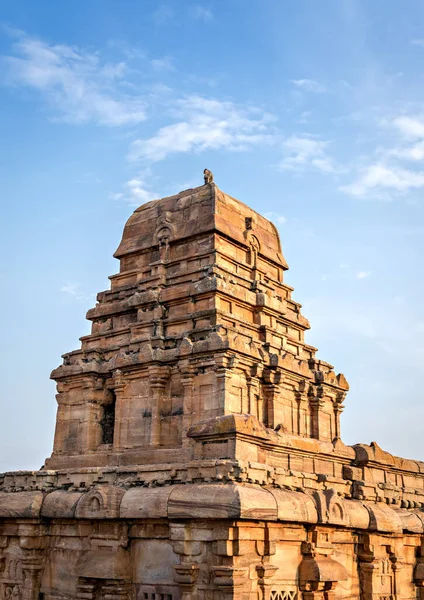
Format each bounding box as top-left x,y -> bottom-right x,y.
0,482 -> 423,533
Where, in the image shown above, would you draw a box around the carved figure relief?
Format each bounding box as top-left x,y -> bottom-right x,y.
2,585 -> 20,600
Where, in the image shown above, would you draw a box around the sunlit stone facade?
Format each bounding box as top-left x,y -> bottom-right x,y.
1,182 -> 424,599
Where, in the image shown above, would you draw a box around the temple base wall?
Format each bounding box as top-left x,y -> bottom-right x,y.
1,479 -> 424,599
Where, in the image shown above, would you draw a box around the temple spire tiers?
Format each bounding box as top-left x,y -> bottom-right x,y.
3,175 -> 424,600
47,181 -> 349,470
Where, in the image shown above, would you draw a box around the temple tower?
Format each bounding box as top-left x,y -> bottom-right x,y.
47,182 -> 348,470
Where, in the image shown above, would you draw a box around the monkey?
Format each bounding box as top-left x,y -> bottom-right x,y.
203,168 -> 214,184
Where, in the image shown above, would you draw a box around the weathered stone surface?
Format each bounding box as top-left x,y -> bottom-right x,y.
1,179 -> 424,599
0,490 -> 43,517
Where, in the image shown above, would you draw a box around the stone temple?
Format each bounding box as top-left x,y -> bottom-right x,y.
1,180 -> 424,600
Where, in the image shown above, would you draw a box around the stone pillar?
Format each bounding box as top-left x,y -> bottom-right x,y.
171,523 -> 201,600
149,365 -> 170,447
357,535 -> 376,600
295,389 -> 309,437
52,392 -> 68,454
256,564 -> 278,600
21,558 -> 44,600
262,370 -> 282,429
333,392 -> 346,441
181,366 -> 195,447
173,564 -> 199,600
82,376 -> 105,451
309,390 -> 324,440
215,366 -> 232,414
112,370 -> 127,450
247,376 -> 260,418
263,383 -> 279,428
211,566 -> 249,600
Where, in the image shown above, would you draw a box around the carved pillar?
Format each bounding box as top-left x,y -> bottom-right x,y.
171,523 -> 200,600
262,370 -> 282,429
247,376 -> 260,418
21,558 -> 44,600
357,541 -> 400,600
52,381 -> 67,453
309,387 -> 324,440
112,370 -> 127,450
181,366 -> 195,446
215,366 -> 232,414
211,566 -> 249,600
255,525 -> 278,600
149,365 -> 170,447
357,535 -> 376,600
173,565 -> 199,600
295,382 -> 309,437
256,564 -> 278,600
84,376 -> 106,451
333,392 -> 346,441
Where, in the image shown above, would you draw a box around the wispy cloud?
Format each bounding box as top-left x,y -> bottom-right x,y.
151,56 -> 175,71
191,5 -> 213,21
296,110 -> 312,124
110,176 -> 157,207
61,282 -> 94,302
264,211 -> 286,225
341,114 -> 424,199
291,79 -> 326,93
411,39 -> 424,47
128,95 -> 275,163
2,32 -> 147,126
280,135 -> 337,173
356,270 -> 371,279
340,164 -> 424,198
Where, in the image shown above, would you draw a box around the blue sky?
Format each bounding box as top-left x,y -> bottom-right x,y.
2,0 -> 424,470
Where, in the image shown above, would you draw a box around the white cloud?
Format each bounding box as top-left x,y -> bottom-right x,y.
296,110 -> 312,124
356,271 -> 371,279
264,211 -> 286,225
411,39 -> 424,47
280,135 -> 336,173
2,33 -> 147,126
125,178 -> 157,205
340,164 -> 424,198
392,115 -> 424,139
110,177 -> 157,207
291,79 -> 326,93
191,5 -> 213,21
389,142 -> 424,161
61,282 -> 94,302
109,192 -> 124,201
128,95 -> 275,163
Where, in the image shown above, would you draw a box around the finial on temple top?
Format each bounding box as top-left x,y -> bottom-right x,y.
203,168 -> 214,184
